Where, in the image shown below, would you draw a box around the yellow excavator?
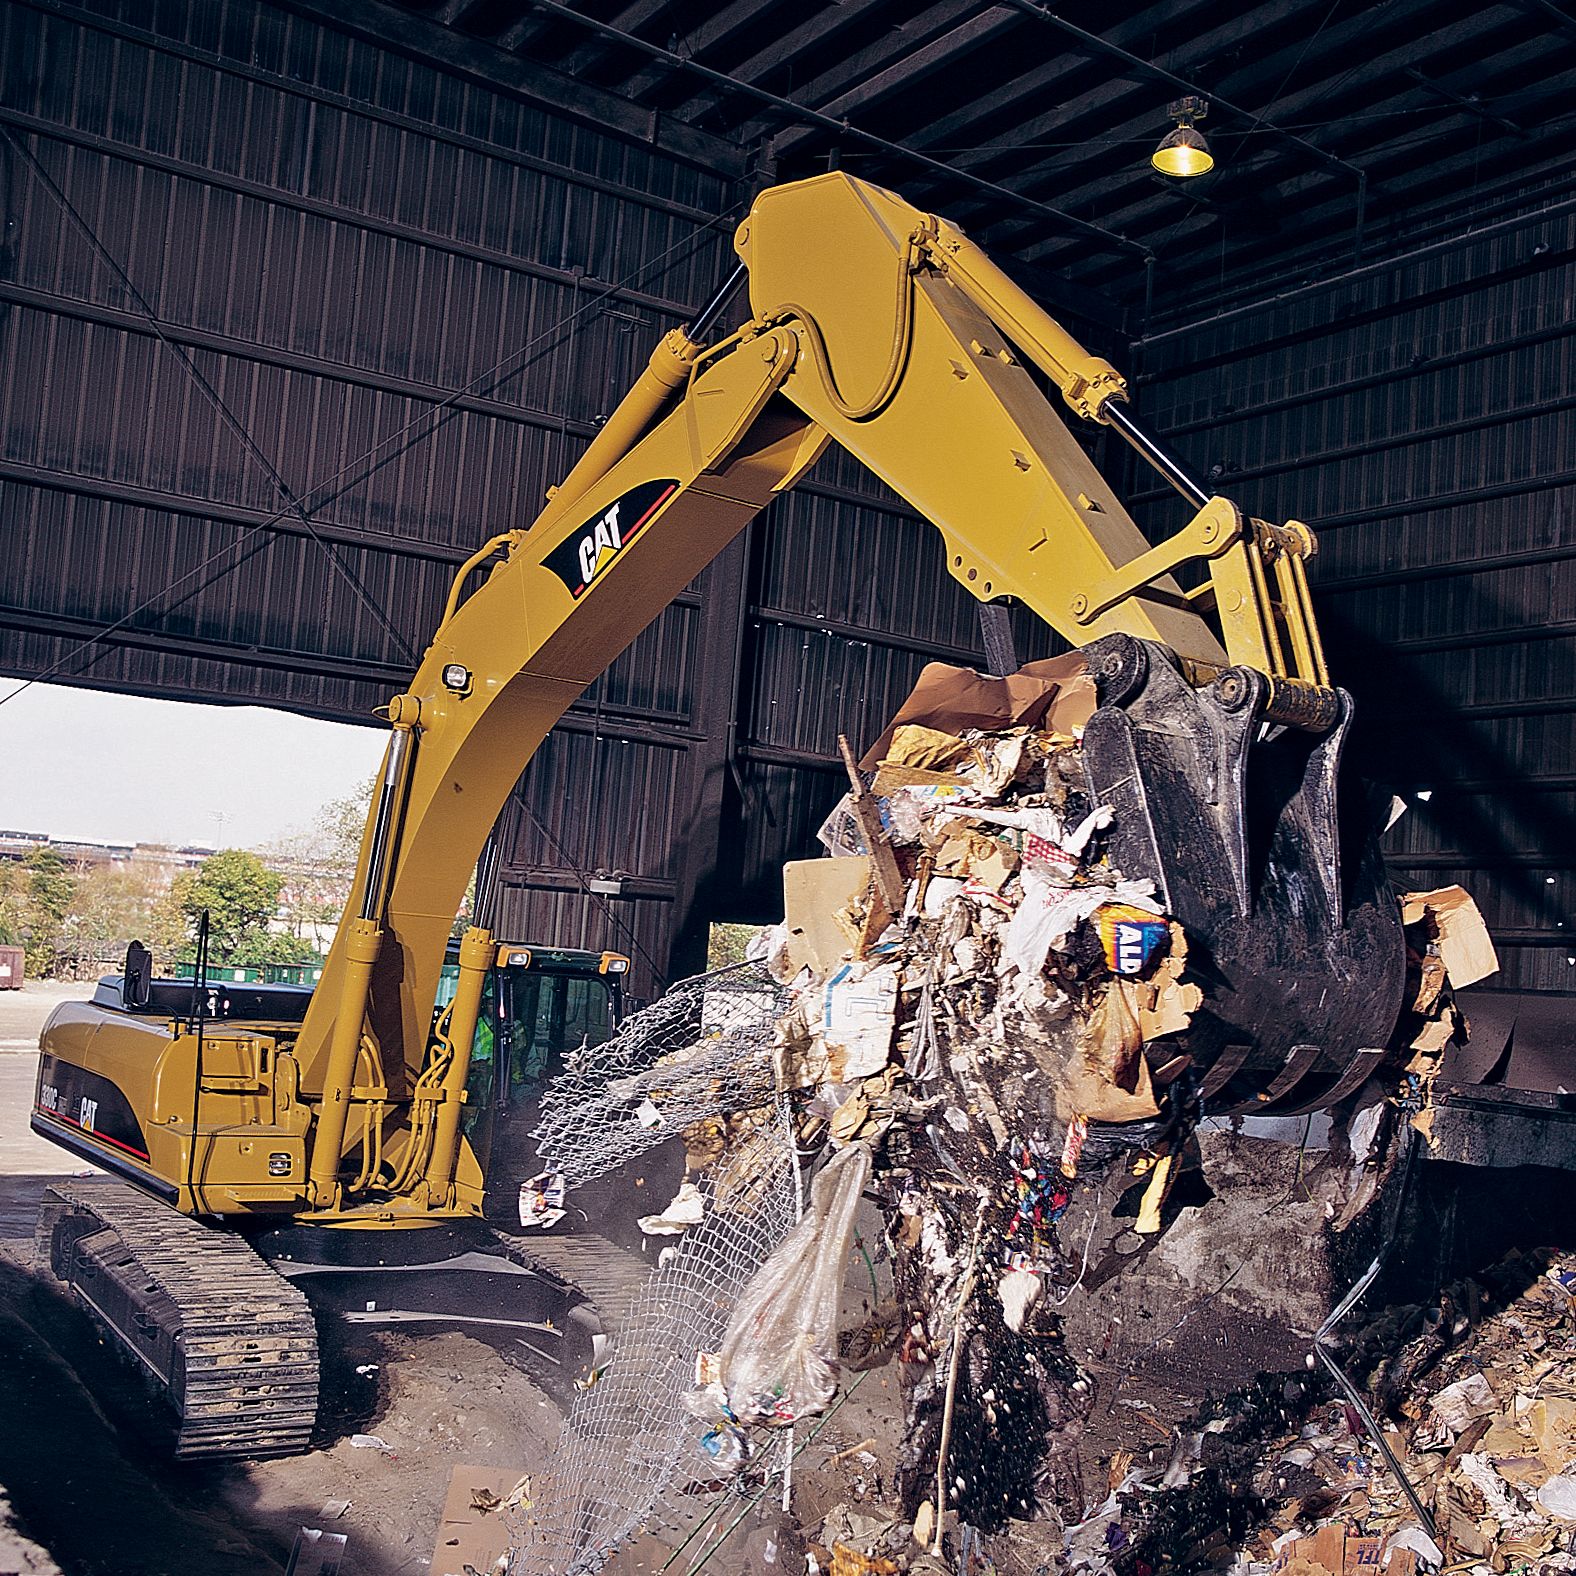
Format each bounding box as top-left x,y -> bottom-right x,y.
29,172 -> 1403,1456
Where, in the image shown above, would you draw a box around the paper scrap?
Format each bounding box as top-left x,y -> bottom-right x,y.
1401,885 -> 1499,988
518,1170 -> 566,1230
816,962 -> 900,1081
639,1180 -> 706,1236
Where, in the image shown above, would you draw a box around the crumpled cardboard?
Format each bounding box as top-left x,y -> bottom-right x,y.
1401,885 -> 1499,988
784,856 -> 871,976
883,723 -> 970,770
859,654 -> 1095,769
932,828 -> 1017,891
431,1466 -> 526,1576
871,761 -> 964,795
1269,1525 -> 1417,1576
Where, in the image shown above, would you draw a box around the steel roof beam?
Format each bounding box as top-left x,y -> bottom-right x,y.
615,0 -> 802,105
1403,66 -> 1530,139
268,0 -> 742,174
512,0 -> 1152,258
556,0 -> 676,80
756,3 -> 1018,154
926,0 -> 1399,234
696,0 -> 947,108
1505,0 -> 1576,43
769,6 -> 1023,148
876,0 -> 1370,257
890,0 -> 1227,165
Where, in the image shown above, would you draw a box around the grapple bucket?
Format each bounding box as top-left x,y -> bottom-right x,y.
1077,634 -> 1406,1116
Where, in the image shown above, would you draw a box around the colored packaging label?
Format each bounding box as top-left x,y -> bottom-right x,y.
1060,1114 -> 1089,1179
1095,904 -> 1169,976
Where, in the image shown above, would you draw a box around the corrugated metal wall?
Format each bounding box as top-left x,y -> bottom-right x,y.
1135,200 -> 1576,994
4,0 -> 1569,1007
0,0 -> 748,997
0,0 -> 1121,999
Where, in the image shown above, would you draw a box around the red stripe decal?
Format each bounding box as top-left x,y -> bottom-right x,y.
35,1106 -> 150,1162
624,482 -> 678,541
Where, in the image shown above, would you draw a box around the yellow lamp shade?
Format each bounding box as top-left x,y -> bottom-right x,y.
1152,125 -> 1214,177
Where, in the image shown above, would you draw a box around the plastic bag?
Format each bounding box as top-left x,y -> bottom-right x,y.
717,1142 -> 873,1425
1059,981 -> 1160,1123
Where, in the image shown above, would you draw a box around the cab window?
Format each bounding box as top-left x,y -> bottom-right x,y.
505,974 -> 615,1094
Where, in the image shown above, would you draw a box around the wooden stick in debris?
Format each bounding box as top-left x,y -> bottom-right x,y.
948,1048 -> 1010,1151
856,889 -> 895,961
932,1198 -> 985,1556
838,735 -> 906,912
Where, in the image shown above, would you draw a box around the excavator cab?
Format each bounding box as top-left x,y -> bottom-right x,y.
430,942 -> 628,1221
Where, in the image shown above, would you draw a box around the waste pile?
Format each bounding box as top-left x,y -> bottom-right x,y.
1053,1249 -> 1576,1574
750,653 -> 1205,1543
518,654 -> 1497,1575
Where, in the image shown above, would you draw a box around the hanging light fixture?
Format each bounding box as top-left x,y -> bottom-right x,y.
1151,95 -> 1213,178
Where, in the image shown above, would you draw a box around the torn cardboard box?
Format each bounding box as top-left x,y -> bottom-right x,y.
1401,885 -> 1499,988
430,1466 -> 526,1576
859,654 -> 1095,769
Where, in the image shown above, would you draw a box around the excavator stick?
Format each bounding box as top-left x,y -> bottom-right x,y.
1078,633 -> 1405,1114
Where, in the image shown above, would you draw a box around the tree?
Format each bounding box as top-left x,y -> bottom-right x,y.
14,848 -> 77,976
266,789 -> 370,949
706,922 -> 761,970
230,928 -> 318,968
70,866 -> 155,963
0,861 -> 27,946
179,849 -> 313,967
142,872 -> 196,962
314,790 -> 371,883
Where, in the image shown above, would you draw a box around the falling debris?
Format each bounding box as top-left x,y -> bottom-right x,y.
514,655 -> 1501,1575
716,1144 -> 874,1426
637,1180 -> 706,1237
760,657 -> 1215,1535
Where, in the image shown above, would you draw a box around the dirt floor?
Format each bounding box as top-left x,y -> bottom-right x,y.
0,1223 -> 567,1575
0,981 -> 919,1576
5,978 -> 1568,1574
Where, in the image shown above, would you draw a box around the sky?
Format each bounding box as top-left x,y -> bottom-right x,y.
0,681 -> 387,850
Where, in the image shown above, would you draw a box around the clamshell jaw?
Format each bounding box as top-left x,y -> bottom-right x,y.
1078,634 -> 1405,1116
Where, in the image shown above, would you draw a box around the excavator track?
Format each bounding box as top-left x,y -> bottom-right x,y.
35,1180 -> 319,1459
502,1230 -> 652,1338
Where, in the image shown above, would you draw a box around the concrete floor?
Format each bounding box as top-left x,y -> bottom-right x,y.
0,980 -> 94,1179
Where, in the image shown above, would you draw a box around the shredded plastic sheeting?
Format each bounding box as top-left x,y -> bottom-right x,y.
530,963 -> 790,1188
